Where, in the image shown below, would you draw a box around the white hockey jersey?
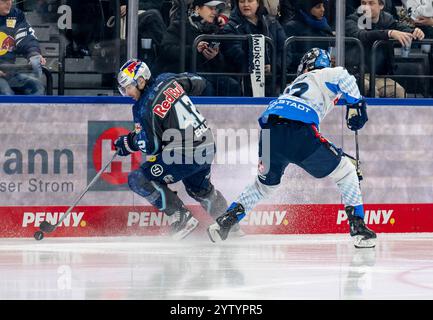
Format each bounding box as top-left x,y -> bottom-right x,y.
260,67 -> 362,127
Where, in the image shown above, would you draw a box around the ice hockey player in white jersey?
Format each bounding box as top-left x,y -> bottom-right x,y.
207,48 -> 377,248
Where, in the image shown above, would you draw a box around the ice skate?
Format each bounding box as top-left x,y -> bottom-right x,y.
170,209 -> 199,240
207,202 -> 245,242
346,206 -> 377,248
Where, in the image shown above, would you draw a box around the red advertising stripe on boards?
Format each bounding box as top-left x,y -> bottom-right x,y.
1,203 -> 432,238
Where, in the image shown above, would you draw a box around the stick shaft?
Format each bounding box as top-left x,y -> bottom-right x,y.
355,130 -> 360,165
56,152 -> 118,227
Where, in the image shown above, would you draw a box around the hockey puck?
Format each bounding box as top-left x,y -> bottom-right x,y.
34,231 -> 44,241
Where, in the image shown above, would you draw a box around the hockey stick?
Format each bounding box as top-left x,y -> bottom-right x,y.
345,103 -> 363,182
37,151 -> 118,235
354,129 -> 363,182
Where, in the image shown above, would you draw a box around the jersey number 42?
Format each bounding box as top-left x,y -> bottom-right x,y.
174,96 -> 208,137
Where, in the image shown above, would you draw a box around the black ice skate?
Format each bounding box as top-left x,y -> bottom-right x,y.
346,206 -> 377,248
207,202 -> 245,242
170,208 -> 199,240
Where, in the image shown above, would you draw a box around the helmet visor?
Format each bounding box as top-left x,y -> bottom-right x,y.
118,85 -> 127,96
118,81 -> 137,96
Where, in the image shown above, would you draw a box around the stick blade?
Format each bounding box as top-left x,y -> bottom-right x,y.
39,221 -> 57,233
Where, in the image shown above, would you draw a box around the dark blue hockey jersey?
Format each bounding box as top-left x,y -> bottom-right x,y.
131,72 -> 213,156
0,7 -> 41,64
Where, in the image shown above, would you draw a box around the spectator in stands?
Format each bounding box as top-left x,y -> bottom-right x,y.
0,0 -> 45,95
413,13 -> 433,37
159,0 -> 241,96
346,0 -> 424,97
169,0 -> 194,23
169,0 -> 232,24
399,1 -> 433,96
219,0 -> 233,24
263,0 -> 279,18
119,0 -> 167,74
345,0 -> 398,18
65,0 -> 107,57
220,0 -> 287,96
283,0 -> 335,75
400,0 -> 433,38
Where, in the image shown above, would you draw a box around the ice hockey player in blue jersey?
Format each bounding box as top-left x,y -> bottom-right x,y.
115,59 -> 229,240
207,48 -> 377,248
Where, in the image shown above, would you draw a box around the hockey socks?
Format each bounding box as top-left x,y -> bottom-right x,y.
328,156 -> 363,210
236,177 -> 279,214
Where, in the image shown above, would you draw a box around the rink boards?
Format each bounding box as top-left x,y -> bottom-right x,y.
0,96 -> 432,237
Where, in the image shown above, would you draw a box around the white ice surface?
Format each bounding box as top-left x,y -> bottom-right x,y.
1,233 -> 433,300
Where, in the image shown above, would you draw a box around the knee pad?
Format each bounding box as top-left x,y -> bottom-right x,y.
128,169 -> 185,215
327,156 -> 356,183
327,156 -> 363,207
128,170 -> 156,197
185,183 -> 213,200
237,177 -> 279,213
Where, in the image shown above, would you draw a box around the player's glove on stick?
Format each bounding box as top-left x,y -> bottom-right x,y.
346,100 -> 368,131
114,132 -> 140,156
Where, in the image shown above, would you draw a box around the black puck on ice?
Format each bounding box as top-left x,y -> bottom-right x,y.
34,231 -> 44,241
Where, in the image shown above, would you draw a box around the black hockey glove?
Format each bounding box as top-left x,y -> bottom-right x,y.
346,99 -> 368,131
114,132 -> 140,156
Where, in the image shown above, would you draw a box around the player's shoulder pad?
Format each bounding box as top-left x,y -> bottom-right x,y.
151,73 -> 175,92
155,73 -> 176,85
320,66 -> 352,79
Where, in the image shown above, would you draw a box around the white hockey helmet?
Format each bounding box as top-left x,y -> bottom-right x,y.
117,59 -> 151,96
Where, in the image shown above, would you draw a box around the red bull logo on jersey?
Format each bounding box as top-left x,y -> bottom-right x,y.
0,32 -> 16,55
153,81 -> 185,118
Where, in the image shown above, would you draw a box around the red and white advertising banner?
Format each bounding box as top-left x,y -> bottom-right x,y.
1,203 -> 432,238
1,101 -> 433,237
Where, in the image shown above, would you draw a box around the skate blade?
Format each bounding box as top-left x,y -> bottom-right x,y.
207,223 -> 223,243
171,217 -> 199,240
353,236 -> 376,249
